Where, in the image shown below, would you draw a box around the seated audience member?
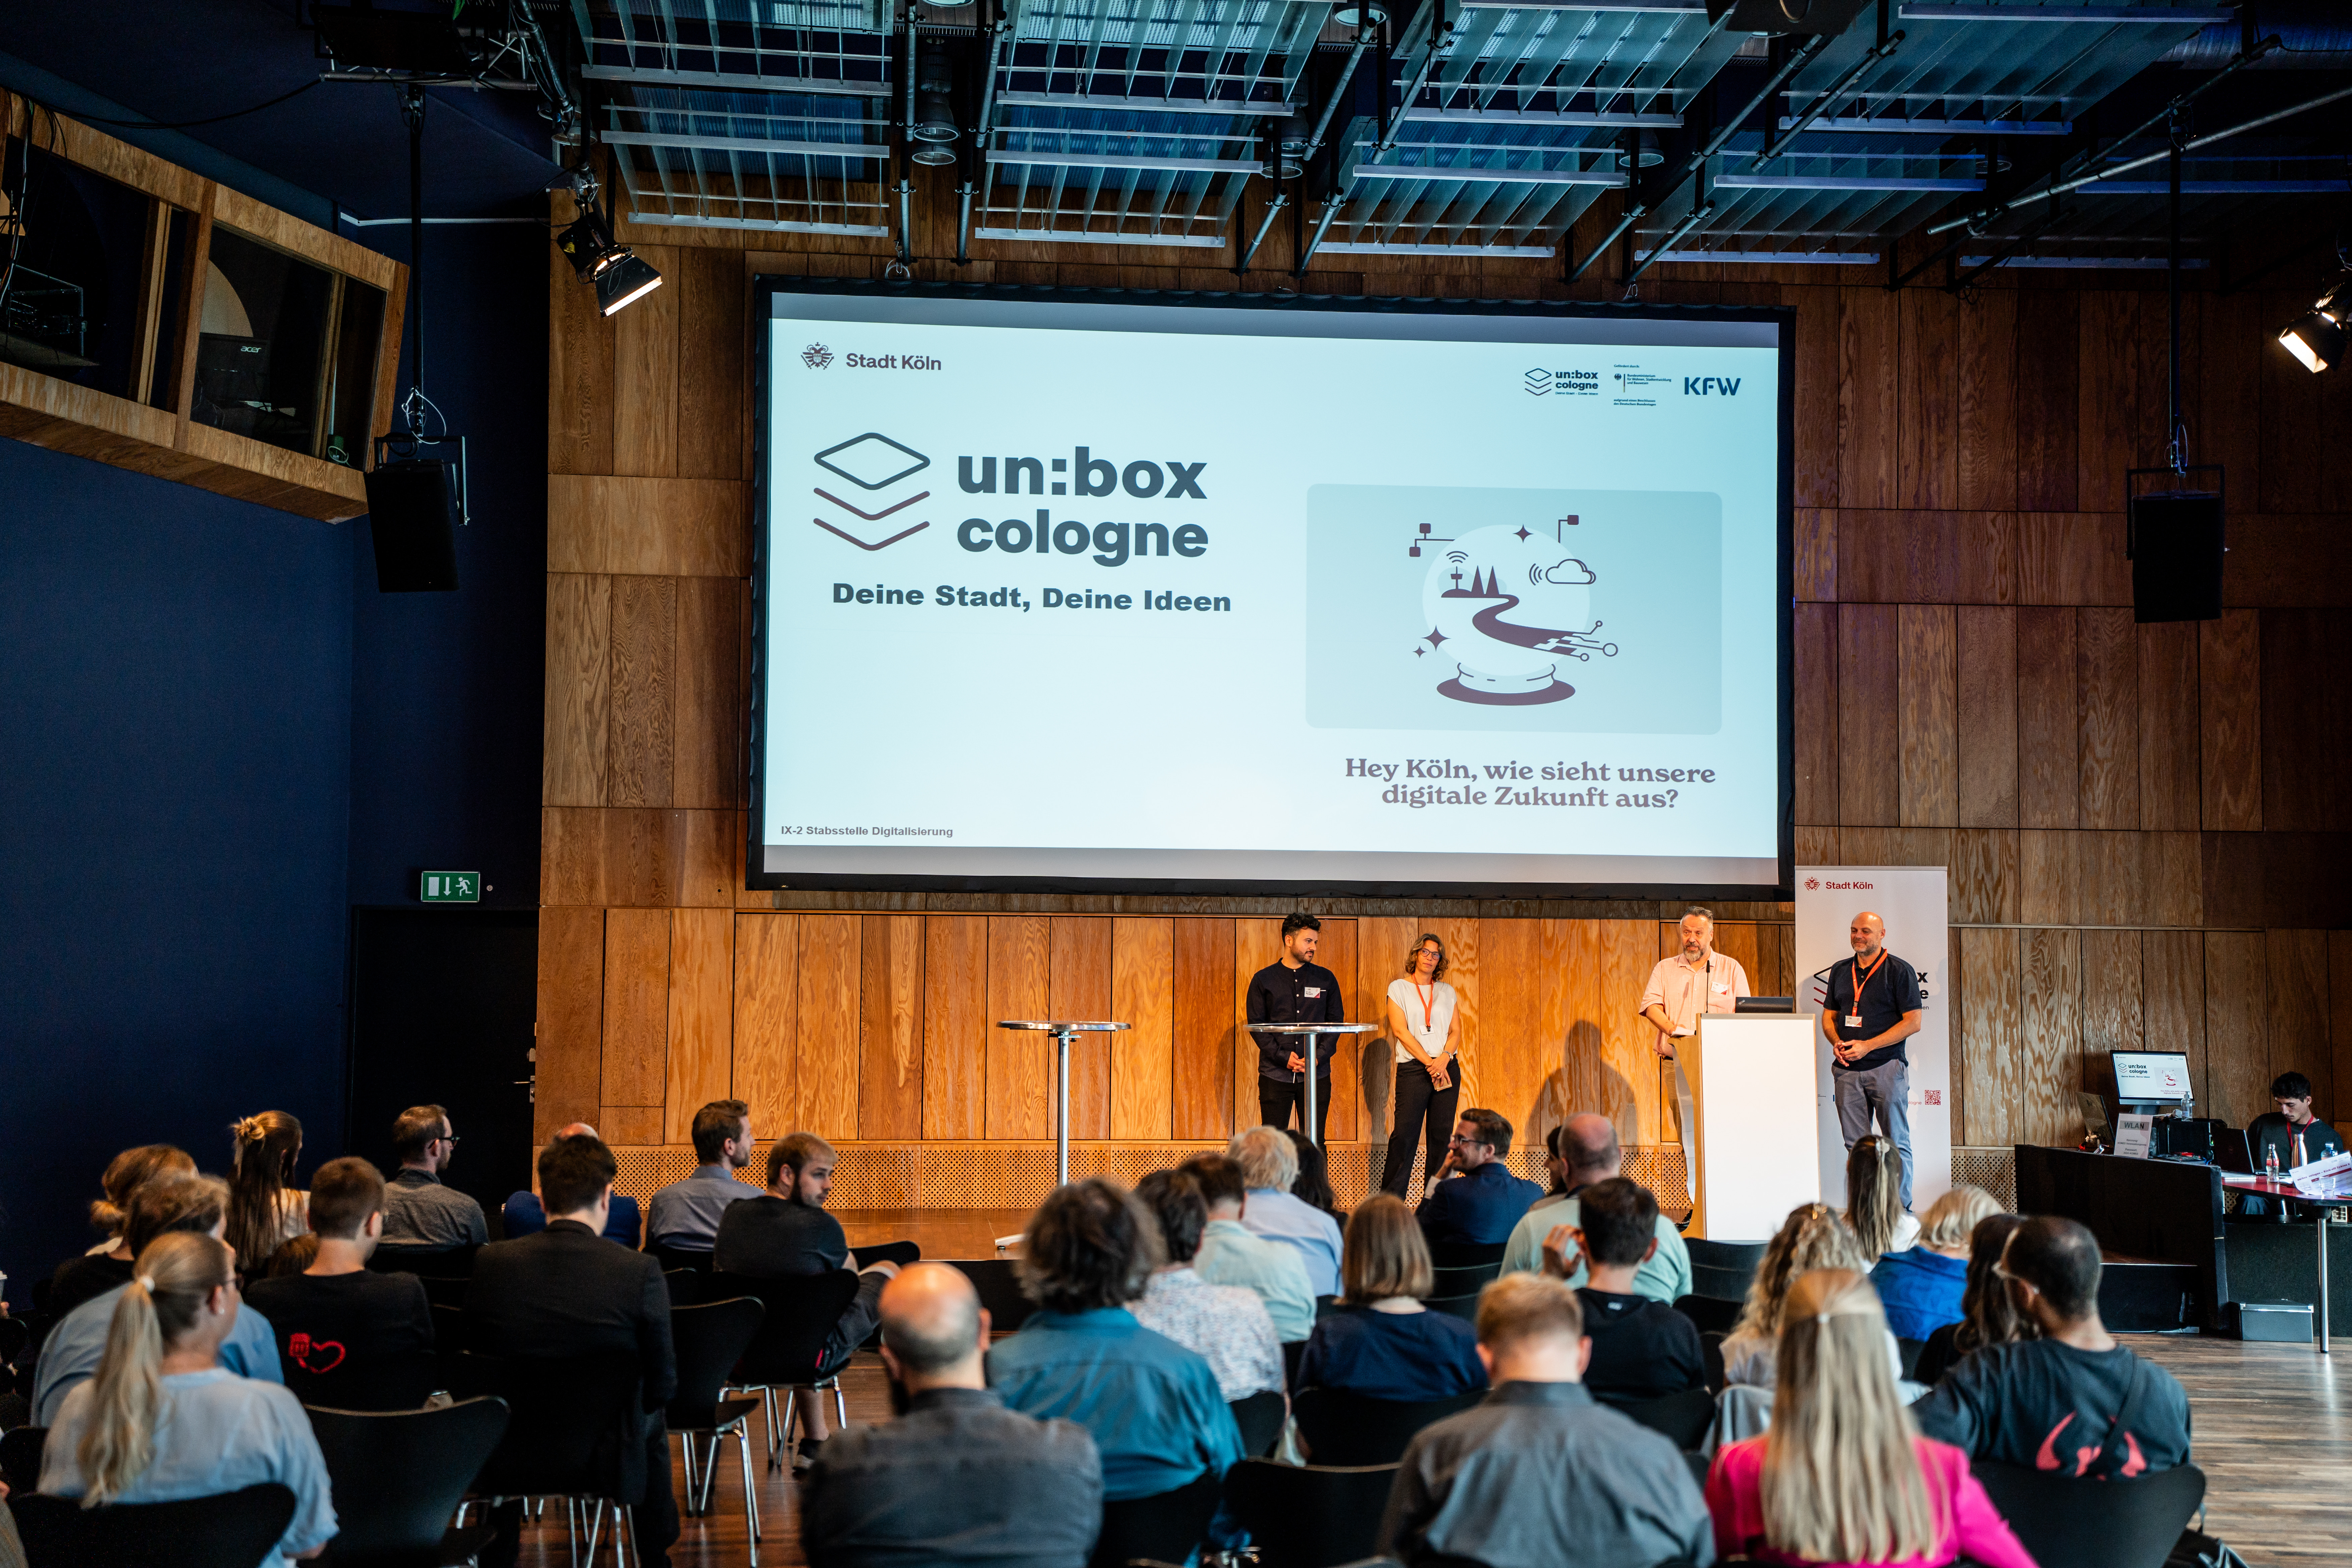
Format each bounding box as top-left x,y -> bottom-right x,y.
48,1144 -> 196,1318
244,1157 -> 435,1410
2241,1071 -> 2348,1217
500,1123 -> 643,1244
1720,1204 -> 1872,1390
34,1174 -> 284,1425
1283,1128 -> 1346,1227
1295,1194 -> 1485,1405
1503,1115 -> 1693,1303
1705,1269 -> 2034,1568
39,1231 -> 337,1567
714,1132 -> 906,1459
466,1134 -> 678,1568
1229,1126 -> 1344,1297
1417,1109 -> 1544,1251
1131,1170 -> 1284,1402
1912,1216 -> 2191,1476
261,1234 -> 320,1280
1182,1153 -> 1317,1343
225,1111 -> 309,1267
378,1104 -> 488,1250
1378,1273 -> 1712,1568
644,1098 -> 757,1253
804,1264 -> 1102,1568
1871,1185 -> 2000,1343
1545,1178 -> 1703,1402
1912,1214 -> 2032,1387
1845,1135 -> 1918,1257
986,1178 -> 1243,1505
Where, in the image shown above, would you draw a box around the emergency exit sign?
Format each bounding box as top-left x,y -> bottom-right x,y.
420,871 -> 480,903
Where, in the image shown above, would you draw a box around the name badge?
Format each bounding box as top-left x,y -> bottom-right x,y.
1845,1014 -> 1863,1028
1303,986 -> 1323,998
1713,983 -> 1731,995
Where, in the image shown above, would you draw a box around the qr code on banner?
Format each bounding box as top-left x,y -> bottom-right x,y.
1924,1090 -> 1943,1107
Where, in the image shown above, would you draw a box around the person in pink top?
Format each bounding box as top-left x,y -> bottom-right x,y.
1706,1269 -> 2038,1568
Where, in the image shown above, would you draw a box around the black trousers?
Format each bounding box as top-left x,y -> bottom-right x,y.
482,1426 -> 679,1568
1258,1076 -> 1331,1143
1382,1058 -> 1459,1198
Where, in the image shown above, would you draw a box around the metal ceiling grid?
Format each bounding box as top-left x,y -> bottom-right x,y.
979,102 -> 1264,242
1001,0 -> 1332,106
572,0 -> 895,93
603,87 -> 892,234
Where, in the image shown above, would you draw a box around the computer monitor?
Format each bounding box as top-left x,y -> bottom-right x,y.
2112,1050 -> 2193,1105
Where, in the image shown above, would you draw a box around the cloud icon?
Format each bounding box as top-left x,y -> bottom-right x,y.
1542,558 -> 1597,585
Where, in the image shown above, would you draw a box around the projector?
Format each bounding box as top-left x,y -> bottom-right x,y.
1705,0 -> 1870,35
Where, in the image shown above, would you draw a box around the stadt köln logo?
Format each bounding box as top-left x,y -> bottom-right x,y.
801,343 -> 835,369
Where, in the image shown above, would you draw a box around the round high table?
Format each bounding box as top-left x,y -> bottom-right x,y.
996,1020 -> 1130,1187
1242,1022 -> 1381,1145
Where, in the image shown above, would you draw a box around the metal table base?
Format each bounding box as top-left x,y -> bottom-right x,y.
1244,1022 -> 1381,1144
995,1020 -> 1130,1186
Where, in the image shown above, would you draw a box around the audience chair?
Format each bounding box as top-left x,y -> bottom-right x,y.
1970,1460 -> 2206,1568
306,1396 -> 509,1568
286,1346 -> 440,1415
664,1298 -> 768,1562
1428,1261 -> 1502,1299
710,1269 -> 863,1469
1281,1339 -> 1308,1392
429,1302 -> 467,1358
1426,1240 -> 1507,1270
649,1244 -> 717,1275
662,1269 -> 703,1308
370,1245 -> 478,1280
1707,1384 -> 1771,1451
452,1350 -> 649,1567
1313,1294 -> 1341,1322
1423,1287 -> 1483,1323
416,1275 -> 466,1310
1228,1389 -> 1287,1458
1292,1387 -> 1485,1466
1895,1337 -> 1927,1380
0,1314 -> 28,1368
1090,1469 -> 1222,1568
1598,1387 -> 1716,1451
1224,1457 -> 1399,1568
0,1425 -> 44,1495
944,1258 -> 1036,1335
1682,1238 -> 1767,1301
10,1481 -> 296,1568
1672,1293 -> 1742,1336
1699,1329 -> 1727,1393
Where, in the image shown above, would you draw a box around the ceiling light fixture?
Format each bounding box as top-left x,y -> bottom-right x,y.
2278,280 -> 2347,374
552,166 -> 664,317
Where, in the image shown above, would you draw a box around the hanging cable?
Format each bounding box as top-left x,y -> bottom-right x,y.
64,79 -> 321,131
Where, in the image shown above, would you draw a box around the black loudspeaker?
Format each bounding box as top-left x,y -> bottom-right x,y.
2126,488 -> 2224,624
1706,0 -> 1871,35
365,459 -> 460,593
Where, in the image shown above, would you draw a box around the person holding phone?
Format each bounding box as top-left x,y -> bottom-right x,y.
1382,933 -> 1463,1199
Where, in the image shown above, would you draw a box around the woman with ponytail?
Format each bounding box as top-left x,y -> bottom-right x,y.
1704,1270 -> 2034,1568
38,1232 -> 335,1564
46,1145 -> 196,1319
225,1111 -> 309,1266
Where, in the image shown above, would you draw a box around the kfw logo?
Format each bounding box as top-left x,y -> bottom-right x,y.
1684,376 -> 1743,396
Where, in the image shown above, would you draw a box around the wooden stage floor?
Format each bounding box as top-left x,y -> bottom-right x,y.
512,1215 -> 2352,1568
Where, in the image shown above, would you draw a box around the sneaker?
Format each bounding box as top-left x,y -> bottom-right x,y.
792,1435 -> 827,1472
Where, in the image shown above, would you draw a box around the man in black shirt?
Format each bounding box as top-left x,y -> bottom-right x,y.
1912,1217 -> 2191,1478
1245,912 -> 1345,1142
245,1156 -> 435,1411
1819,910 -> 1924,1207
1544,1178 -> 1704,1402
2241,1071 -> 2348,1217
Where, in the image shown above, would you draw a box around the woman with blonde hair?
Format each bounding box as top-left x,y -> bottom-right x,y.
1704,1269 -> 2035,1567
1845,1135 -> 1918,1257
225,1111 -> 309,1266
38,1231 -> 336,1564
1293,1194 -> 1486,1402
1871,1185 -> 2001,1342
47,1145 -> 197,1319
1722,1203 -> 1873,1388
1381,932 -> 1463,1199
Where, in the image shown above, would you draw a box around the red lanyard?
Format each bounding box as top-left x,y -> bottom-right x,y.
1849,949 -> 1889,1008
1413,983 -> 1435,1030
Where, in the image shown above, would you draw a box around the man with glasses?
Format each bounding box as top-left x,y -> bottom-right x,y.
1417,1109 -> 1542,1248
378,1102 -> 488,1250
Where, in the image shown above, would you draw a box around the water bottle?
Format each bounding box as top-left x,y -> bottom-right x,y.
2266,1142 -> 2281,1180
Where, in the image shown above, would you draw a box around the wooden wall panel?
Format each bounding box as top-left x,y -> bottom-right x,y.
1172,919 -> 1235,1140
1839,288 -> 1899,509
2204,932 -> 2272,1127
607,575 -> 677,806
1838,605 -> 1899,825
1956,606 -> 2017,826
1899,604 -> 1957,827
1898,289 -> 1958,509
1957,290 -> 2017,511
1958,927 -> 2021,1147
858,914 -> 925,1139
1317,919 -> 1362,1143
733,913 -> 798,1136
1356,917 -> 1418,1140
985,915 -> 1052,1139
2142,929 -> 2207,1093
663,908 -> 734,1143
1795,602 -> 1839,827
536,906 -> 606,1140
1232,920 -> 1285,1133
601,908 -> 671,1108
1796,509 -> 1835,602
1601,919 -> 1663,1142
1051,918 -> 1114,1140
672,578 -> 741,810
544,574 -> 611,807
921,916 -> 987,1138
2016,609 -> 2079,829
2078,928 -> 2144,1070
1790,284 -> 1840,508
2138,621 -> 2199,832
2333,932 -> 2352,1125
2200,608 -> 2261,832
2076,293 -> 2141,515
1112,918 -> 1175,1139
547,228 -> 614,476
2267,929 -> 2331,1124
2019,928 -> 2081,1146
2015,291 -> 2079,512
1953,828 -> 2018,925
676,246 -> 746,481
612,243 -> 680,477
796,915 -> 861,1137
2076,606 -> 2138,830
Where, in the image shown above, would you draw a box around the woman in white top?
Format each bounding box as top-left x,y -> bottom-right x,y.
224,1112 -> 309,1271
1380,933 -> 1462,1199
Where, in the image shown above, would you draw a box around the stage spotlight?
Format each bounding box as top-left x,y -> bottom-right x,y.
1615,130 -> 1663,170
1333,3 -> 1388,24
552,167 -> 664,316
913,44 -> 959,156
2278,282 -> 2346,374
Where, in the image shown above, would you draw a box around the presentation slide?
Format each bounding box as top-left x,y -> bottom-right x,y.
750,288 -> 1789,894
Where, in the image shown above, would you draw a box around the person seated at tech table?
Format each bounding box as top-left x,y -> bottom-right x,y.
2239,1071 -> 2347,1218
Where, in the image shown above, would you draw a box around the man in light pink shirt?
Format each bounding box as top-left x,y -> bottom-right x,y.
1634,910 -> 1750,1207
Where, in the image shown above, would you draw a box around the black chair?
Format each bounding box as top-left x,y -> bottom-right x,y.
1224,1457 -> 1398,1568
0,1424 -> 45,1494
1895,1336 -> 1927,1380
1683,1238 -> 1766,1301
1699,1330 -> 1727,1394
1090,1469 -> 1221,1568
1598,1387 -> 1716,1450
710,1269 -> 864,1468
370,1245 -> 478,1280
945,1258 -> 1036,1334
429,1303 -> 467,1358
1313,1294 -> 1342,1321
1426,1240 -> 1507,1269
416,1275 -> 467,1310
664,1298 -> 768,1560
306,1396 -> 508,1568
1292,1387 -> 1485,1466
0,1314 -> 29,1368
1427,1261 -> 1501,1298
285,1344 -> 440,1415
1228,1389 -> 1287,1458
10,1482 -> 297,1568
453,1350 -> 649,1564
1970,1461 -> 2205,1568
662,1269 -> 703,1308
1423,1290 -> 1482,1323
1281,1339 -> 1308,1391
1672,1293 -> 1743,1336
649,1244 -> 717,1275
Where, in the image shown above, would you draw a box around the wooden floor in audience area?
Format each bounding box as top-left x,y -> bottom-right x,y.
513,1215 -> 2351,1568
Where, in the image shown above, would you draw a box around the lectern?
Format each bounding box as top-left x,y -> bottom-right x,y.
1679,1015 -> 1822,1240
